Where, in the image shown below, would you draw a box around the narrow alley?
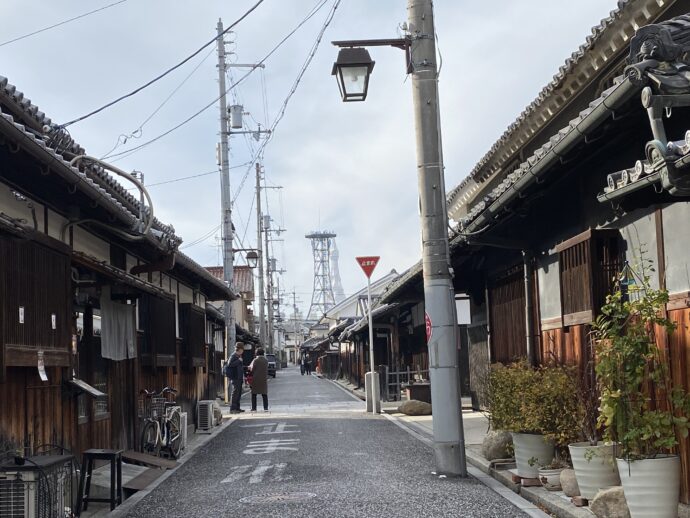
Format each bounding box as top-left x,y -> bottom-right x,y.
118,369 -> 531,518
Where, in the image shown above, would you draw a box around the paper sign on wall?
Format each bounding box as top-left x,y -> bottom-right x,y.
37,351 -> 48,382
19,306 -> 24,324
51,314 -> 56,330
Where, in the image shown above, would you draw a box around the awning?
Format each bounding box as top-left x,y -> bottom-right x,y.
68,378 -> 106,398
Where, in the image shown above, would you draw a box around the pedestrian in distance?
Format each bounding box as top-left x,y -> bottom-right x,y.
300,356 -> 306,376
249,347 -> 269,412
225,342 -> 245,414
305,358 -> 312,376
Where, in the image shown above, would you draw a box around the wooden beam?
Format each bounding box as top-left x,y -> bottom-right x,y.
130,253 -> 176,275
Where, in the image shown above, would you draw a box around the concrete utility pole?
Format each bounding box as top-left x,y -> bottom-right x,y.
292,290 -> 301,364
264,215 -> 274,354
409,0 -> 467,476
217,19 -> 235,404
256,163 -> 265,347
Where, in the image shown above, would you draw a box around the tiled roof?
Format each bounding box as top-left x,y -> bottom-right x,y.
204,265 -> 254,294
446,0 -> 675,218
0,75 -> 232,299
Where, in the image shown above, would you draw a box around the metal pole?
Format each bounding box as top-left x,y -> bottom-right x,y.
408,0 -> 466,476
256,163 -> 265,347
367,276 -> 375,376
264,216 -> 274,354
217,19 -> 236,404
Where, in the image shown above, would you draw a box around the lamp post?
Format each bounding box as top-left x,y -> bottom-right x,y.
331,0 -> 466,476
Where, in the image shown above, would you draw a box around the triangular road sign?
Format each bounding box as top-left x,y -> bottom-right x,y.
356,256 -> 380,279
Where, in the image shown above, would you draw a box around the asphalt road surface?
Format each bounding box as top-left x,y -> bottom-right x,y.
123,367 -> 529,518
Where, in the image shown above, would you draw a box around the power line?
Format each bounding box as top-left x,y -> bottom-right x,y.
101,46 -> 217,160
60,0 -> 265,128
180,224 -> 221,249
0,0 -> 129,48
103,0 -> 331,162
232,0 -> 342,203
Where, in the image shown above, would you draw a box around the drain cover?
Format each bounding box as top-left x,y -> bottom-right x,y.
239,492 -> 317,504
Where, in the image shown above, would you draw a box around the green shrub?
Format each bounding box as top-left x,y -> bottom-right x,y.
488,360 -> 581,448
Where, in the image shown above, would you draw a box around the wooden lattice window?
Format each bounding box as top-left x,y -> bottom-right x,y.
488,265 -> 526,364
555,229 -> 621,326
179,303 -> 206,368
139,294 -> 176,367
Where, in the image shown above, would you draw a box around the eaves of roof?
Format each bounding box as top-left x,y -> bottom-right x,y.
446,0 -> 676,219
378,262 -> 423,305
175,252 -> 235,301
454,73 -> 642,237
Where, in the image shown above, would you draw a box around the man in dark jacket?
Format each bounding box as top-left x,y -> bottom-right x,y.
227,343 -> 245,413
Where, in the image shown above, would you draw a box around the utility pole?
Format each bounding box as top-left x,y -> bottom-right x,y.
409,0 -> 466,476
255,163 -> 265,347
292,290 -> 301,364
264,215 -> 274,354
217,19 -> 235,404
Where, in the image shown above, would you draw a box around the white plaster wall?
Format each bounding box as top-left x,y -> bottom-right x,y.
663,202 -> 690,294
72,226 -> 110,261
46,208 -> 68,242
179,283 -> 194,304
537,253 -> 561,320
0,183 -> 46,231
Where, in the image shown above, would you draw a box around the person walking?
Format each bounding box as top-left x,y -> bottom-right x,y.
226,343 -> 245,414
300,356 -> 306,376
249,347 -> 269,411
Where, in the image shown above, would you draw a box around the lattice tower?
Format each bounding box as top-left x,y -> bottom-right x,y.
305,231 -> 337,321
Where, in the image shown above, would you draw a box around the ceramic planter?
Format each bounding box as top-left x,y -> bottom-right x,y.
511,432 -> 554,479
538,467 -> 564,491
568,442 -> 620,500
617,455 -> 680,518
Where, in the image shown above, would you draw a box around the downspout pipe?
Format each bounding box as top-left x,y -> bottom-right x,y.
523,250 -> 536,367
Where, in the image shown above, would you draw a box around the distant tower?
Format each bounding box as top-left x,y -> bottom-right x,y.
330,239 -> 346,304
305,231 -> 337,321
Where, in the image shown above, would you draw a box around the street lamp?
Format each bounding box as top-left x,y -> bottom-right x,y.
331,0 -> 467,477
331,47 -> 375,102
233,248 -> 260,269
272,299 -> 280,311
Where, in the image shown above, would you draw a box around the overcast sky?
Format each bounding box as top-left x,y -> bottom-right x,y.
0,0 -> 615,315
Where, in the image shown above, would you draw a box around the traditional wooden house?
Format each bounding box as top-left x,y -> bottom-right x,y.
445,4 -> 690,504
0,74 -> 233,459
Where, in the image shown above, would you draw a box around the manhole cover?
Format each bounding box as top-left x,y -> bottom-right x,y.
239,492 -> 317,504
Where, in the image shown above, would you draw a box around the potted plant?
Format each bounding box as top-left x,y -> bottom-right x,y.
568,347 -> 620,500
488,361 -> 579,478
593,266 -> 690,518
537,457 -> 569,491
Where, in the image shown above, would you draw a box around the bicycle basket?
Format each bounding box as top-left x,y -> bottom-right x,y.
151,397 -> 167,419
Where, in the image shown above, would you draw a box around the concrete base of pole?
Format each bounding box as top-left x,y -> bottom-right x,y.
433,441 -> 466,477
364,371 -> 381,414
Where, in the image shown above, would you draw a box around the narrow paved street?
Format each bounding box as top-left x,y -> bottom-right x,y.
123,367 -> 529,518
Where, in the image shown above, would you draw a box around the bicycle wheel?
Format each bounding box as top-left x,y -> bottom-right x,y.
167,409 -> 183,459
140,420 -> 160,456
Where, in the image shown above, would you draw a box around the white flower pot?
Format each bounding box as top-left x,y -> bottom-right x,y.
617,455 -> 680,518
538,467 -> 564,491
569,442 -> 620,500
511,433 -> 554,479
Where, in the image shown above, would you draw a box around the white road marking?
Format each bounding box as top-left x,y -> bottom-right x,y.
221,460 -> 294,484
243,438 -> 300,454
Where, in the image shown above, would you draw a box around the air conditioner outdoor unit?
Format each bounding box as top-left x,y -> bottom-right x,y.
0,455 -> 73,518
180,412 -> 188,454
197,400 -> 215,433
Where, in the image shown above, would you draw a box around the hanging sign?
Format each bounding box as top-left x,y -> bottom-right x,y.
425,313 -> 433,343
37,350 -> 48,382
356,256 -> 380,279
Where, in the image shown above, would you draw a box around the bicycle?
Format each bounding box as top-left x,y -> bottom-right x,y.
139,387 -> 183,459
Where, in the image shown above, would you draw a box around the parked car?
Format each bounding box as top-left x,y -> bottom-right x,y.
265,353 -> 277,378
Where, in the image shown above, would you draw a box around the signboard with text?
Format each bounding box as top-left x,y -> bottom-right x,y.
356,256 -> 380,279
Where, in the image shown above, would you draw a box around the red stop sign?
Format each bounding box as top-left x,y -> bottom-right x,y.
356,256 -> 380,279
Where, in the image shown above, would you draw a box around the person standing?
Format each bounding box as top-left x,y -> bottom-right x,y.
249,347 -> 269,411
227,343 -> 245,414
300,355 -> 306,376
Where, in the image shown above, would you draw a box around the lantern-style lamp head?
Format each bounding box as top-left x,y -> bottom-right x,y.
246,250 -> 259,269
331,47 -> 375,102
272,299 -> 280,311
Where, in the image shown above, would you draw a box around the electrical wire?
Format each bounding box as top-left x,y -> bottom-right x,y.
103,0 -> 330,162
141,162 -> 251,188
232,0 -> 342,203
180,224 -> 221,249
101,46 -> 217,160
60,0 -> 265,128
0,0 -> 129,48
